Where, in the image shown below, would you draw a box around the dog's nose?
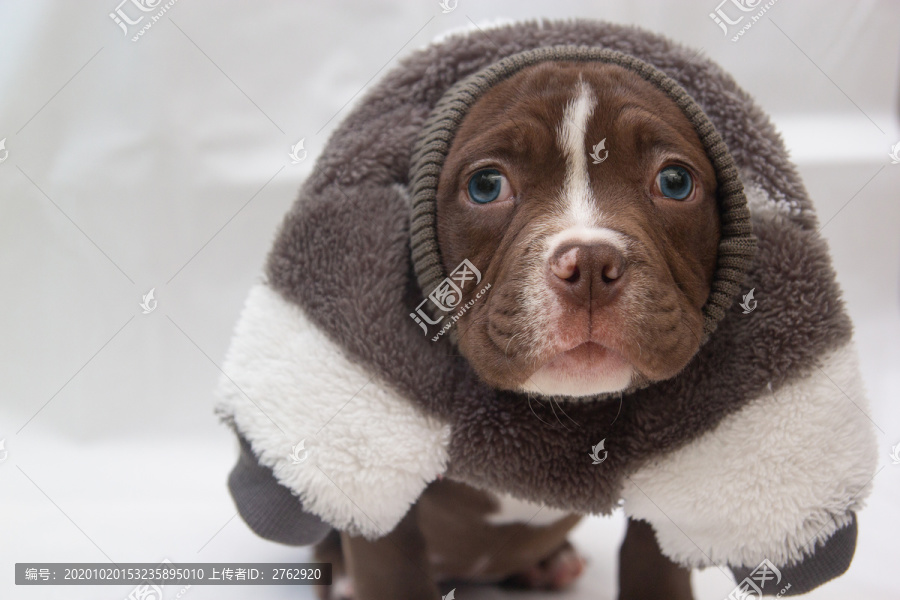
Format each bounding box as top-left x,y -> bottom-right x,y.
548,242 -> 627,308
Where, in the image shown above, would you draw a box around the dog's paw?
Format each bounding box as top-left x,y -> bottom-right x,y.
503,541 -> 586,590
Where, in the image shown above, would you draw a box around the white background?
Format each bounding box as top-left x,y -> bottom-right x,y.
1,1 -> 898,599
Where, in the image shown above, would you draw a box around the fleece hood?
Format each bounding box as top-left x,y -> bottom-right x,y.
408,45 -> 756,342
216,19 -> 877,592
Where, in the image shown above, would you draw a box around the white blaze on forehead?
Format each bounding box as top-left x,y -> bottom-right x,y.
556,79 -> 599,228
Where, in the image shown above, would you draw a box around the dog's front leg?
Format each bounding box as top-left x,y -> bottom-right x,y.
341,503 -> 440,600
618,517 -> 693,600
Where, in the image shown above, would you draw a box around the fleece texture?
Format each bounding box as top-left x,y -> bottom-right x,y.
217,18 -> 877,592
621,342 -> 875,568
217,283 -> 450,536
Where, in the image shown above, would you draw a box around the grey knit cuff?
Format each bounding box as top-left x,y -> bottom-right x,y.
728,513 -> 858,597
228,434 -> 331,547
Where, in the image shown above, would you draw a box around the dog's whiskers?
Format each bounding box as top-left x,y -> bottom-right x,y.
550,395 -> 580,429
527,393 -> 557,428
546,394 -> 570,430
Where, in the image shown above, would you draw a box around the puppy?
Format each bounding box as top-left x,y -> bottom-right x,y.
316,60 -> 719,600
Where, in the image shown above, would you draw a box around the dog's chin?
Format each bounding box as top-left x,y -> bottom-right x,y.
518,342 -> 634,398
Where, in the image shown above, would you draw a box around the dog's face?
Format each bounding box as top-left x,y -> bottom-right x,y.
435,61 -> 721,397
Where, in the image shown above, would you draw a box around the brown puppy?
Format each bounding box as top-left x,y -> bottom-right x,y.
317,61 -> 719,600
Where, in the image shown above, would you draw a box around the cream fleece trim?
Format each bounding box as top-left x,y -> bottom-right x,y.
216,283 -> 451,539
621,341 -> 877,568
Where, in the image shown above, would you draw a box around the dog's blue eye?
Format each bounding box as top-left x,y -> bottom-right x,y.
467,169 -> 505,204
657,166 -> 693,200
